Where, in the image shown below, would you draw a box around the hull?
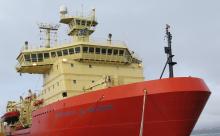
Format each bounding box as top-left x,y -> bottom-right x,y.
11,77 -> 210,136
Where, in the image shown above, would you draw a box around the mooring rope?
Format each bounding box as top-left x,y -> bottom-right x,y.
139,90 -> 147,136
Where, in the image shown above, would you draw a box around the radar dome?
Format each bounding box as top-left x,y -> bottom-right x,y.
59,5 -> 68,15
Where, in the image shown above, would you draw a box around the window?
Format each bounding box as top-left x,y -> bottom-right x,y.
89,64 -> 92,68
83,47 -> 88,53
71,63 -> 74,67
101,48 -> 106,54
107,49 -> 112,55
81,20 -> 86,25
69,48 -> 75,54
113,49 -> 118,55
119,50 -> 124,56
76,20 -> 80,25
31,54 -> 37,62
63,50 -> 68,56
95,48 -> 100,54
57,51 -> 62,57
62,92 -> 67,97
51,52 -> 56,58
89,47 -> 94,53
37,53 -> 43,62
24,54 -> 31,61
44,53 -> 50,59
75,47 -> 81,53
87,22 -> 91,26
73,80 -> 76,84
92,80 -> 95,83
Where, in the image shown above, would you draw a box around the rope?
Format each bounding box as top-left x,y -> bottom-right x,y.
139,90 -> 147,136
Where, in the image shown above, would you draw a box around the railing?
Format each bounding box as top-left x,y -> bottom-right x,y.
87,38 -> 127,47
19,38 -> 127,52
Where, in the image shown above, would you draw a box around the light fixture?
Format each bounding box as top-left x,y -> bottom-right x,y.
62,58 -> 68,62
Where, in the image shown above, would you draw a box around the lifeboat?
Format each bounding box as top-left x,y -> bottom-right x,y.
33,99 -> 44,106
1,111 -> 20,124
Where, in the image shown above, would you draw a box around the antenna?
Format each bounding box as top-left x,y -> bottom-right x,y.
38,23 -> 59,48
160,24 -> 177,79
107,33 -> 112,44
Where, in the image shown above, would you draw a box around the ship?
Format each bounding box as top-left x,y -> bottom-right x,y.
0,6 -> 211,136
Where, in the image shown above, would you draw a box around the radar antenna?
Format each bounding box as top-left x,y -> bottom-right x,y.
38,23 -> 59,48
160,24 -> 177,79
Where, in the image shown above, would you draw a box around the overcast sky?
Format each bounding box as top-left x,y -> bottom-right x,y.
0,0 -> 219,129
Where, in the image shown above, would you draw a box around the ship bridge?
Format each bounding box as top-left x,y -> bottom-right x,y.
16,40 -> 137,74
16,7 -> 141,74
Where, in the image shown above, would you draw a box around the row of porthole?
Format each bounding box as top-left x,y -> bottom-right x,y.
33,109 -> 54,118
41,81 -> 60,96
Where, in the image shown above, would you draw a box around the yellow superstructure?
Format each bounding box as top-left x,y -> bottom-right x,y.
1,7 -> 144,131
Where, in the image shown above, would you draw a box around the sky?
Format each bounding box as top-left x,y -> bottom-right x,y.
0,0 -> 219,129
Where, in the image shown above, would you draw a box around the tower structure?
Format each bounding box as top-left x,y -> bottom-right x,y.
59,7 -> 97,42
15,6 -> 144,106
38,23 -> 59,48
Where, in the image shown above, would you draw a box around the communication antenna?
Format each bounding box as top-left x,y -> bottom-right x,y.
38,23 -> 59,48
59,5 -> 68,16
160,24 -> 177,79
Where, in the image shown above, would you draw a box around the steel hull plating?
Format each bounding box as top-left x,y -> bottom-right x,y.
12,77 -> 210,136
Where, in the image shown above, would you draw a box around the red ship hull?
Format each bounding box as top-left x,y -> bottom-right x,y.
11,77 -> 210,136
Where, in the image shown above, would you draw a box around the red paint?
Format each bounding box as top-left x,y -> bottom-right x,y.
11,77 -> 210,136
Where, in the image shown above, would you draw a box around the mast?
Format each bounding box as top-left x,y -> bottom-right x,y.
38,23 -> 59,48
160,24 -> 177,79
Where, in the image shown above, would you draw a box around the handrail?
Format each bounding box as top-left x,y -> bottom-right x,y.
19,38 -> 127,51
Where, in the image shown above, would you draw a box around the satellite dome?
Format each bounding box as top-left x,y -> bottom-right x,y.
59,5 -> 68,15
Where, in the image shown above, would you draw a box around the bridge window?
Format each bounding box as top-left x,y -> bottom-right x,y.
76,20 -> 80,25
87,21 -> 91,26
107,49 -> 112,55
69,48 -> 75,54
89,47 -> 94,53
95,48 -> 100,54
63,49 -> 68,56
57,51 -> 62,57
119,50 -> 124,56
75,47 -> 81,53
31,54 -> 37,62
37,53 -> 43,62
113,49 -> 118,55
44,53 -> 50,59
101,48 -> 106,54
83,47 -> 88,53
24,54 -> 31,61
51,52 -> 56,58
81,20 -> 86,25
